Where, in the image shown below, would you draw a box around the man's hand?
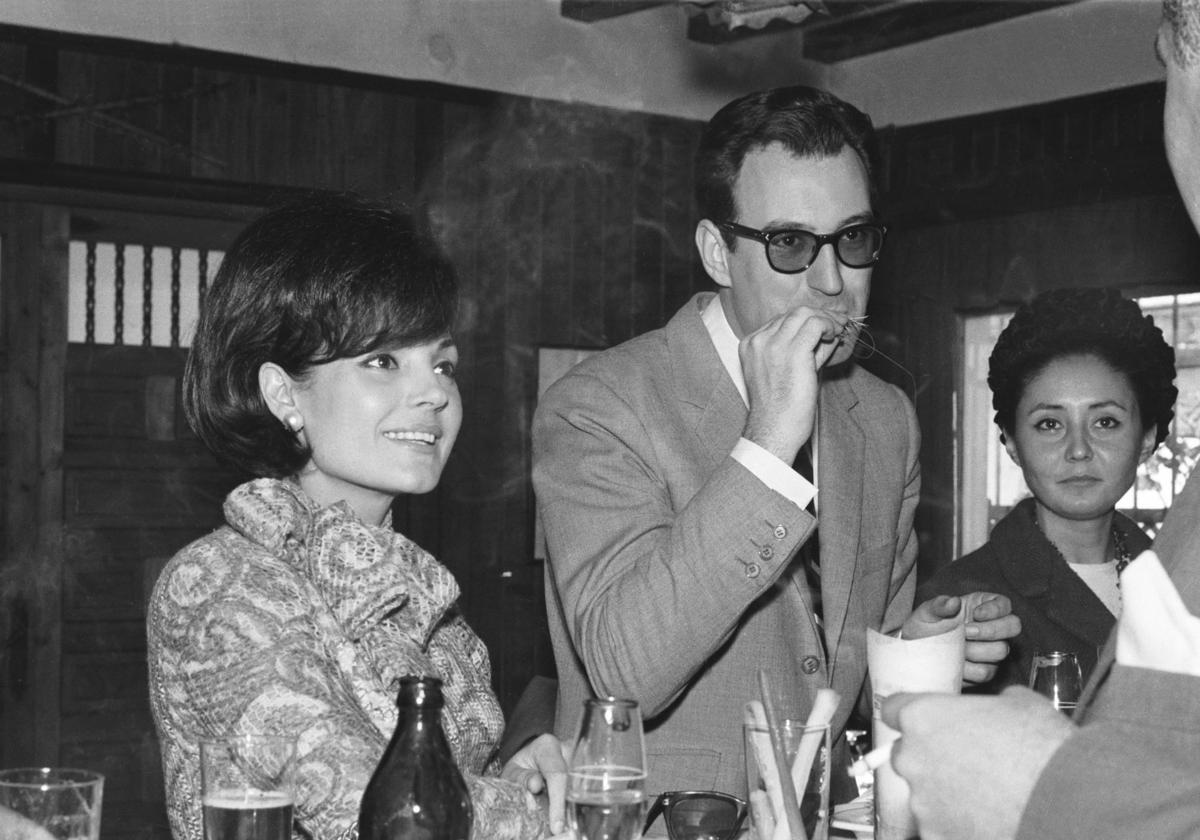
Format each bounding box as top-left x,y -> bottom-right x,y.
881,688 -> 1074,840
902,592 -> 1020,684
740,305 -> 850,462
0,805 -> 55,840
500,733 -> 571,835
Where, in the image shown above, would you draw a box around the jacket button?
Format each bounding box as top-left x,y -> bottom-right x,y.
801,656 -> 820,675
745,563 -> 761,579
758,545 -> 774,560
773,524 -> 788,540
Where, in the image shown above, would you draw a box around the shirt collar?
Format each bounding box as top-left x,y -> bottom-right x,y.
701,293 -> 748,406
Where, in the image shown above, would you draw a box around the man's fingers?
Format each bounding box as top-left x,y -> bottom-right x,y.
966,614 -> 1020,642
964,639 -> 1010,665
966,593 -> 1013,622
962,661 -> 999,685
545,761 -> 568,835
880,691 -> 920,730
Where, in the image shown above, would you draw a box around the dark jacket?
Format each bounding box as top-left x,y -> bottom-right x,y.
919,497 -> 1151,691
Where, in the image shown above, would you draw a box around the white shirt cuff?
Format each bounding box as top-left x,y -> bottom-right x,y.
731,438 -> 816,512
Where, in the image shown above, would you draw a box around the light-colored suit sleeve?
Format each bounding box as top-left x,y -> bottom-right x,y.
1018,665 -> 1200,840
534,366 -> 813,716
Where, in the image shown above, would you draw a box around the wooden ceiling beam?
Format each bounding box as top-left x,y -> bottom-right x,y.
561,1 -> 671,23
800,0 -> 1081,63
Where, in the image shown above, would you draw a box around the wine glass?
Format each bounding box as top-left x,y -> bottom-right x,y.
1029,650 -> 1083,713
567,697 -> 647,840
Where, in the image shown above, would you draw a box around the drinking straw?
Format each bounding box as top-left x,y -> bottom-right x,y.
758,670 -> 805,840
744,701 -> 786,839
790,687 -> 838,800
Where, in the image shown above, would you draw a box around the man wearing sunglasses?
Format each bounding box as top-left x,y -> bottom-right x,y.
534,85 -> 1018,803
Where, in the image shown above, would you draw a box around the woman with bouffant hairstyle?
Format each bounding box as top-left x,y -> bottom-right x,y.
921,287 -> 1177,690
149,193 -> 569,840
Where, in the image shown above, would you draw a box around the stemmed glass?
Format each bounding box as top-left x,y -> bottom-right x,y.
567,697 -> 647,840
1029,651 -> 1083,714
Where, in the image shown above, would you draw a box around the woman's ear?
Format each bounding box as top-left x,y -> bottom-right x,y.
259,362 -> 304,433
1138,425 -> 1159,464
1002,431 -> 1022,468
695,219 -> 733,289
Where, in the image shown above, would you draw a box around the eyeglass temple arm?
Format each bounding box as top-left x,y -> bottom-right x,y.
643,793 -> 668,834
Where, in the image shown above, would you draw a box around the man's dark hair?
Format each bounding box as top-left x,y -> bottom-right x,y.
694,85 -> 879,247
184,192 -> 459,477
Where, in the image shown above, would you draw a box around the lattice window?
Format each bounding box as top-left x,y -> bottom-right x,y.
68,240 -> 223,348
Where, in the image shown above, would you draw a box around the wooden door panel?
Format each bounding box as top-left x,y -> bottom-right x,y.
60,339 -> 242,840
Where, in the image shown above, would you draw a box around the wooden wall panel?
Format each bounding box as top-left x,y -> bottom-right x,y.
59,342 -> 243,840
1,202 -> 69,768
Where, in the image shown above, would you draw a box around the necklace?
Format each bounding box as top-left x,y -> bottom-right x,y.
1033,510 -> 1133,581
1112,524 -> 1132,575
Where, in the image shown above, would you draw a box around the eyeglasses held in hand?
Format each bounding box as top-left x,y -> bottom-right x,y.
643,790 -> 748,840
717,220 -> 887,274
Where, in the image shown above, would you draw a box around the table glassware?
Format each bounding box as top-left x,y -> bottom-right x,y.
1029,650 -> 1083,713
567,697 -> 647,840
200,734 -> 296,840
0,767 -> 104,840
744,720 -> 831,840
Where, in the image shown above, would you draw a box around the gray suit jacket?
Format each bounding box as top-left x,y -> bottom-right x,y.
533,292 -> 920,797
1017,471 -> 1200,839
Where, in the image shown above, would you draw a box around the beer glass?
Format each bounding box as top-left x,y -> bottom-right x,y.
200,734 -> 296,840
0,767 -> 104,840
567,697 -> 647,840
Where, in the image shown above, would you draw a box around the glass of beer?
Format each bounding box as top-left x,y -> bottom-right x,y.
567,697 -> 647,840
0,767 -> 104,840
200,734 -> 296,840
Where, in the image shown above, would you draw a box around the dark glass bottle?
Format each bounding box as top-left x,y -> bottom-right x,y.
358,675 -> 473,840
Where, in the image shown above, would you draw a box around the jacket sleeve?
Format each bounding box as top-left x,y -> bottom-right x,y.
1018,665 -> 1200,840
533,370 -> 814,717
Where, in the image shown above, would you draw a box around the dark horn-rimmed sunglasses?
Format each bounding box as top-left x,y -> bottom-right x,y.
642,790 -> 748,840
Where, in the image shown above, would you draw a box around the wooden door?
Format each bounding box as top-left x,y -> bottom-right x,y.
1,197 -> 248,839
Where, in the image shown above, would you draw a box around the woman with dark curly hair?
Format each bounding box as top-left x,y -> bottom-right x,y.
920,287 -> 1177,691
147,193 -> 569,840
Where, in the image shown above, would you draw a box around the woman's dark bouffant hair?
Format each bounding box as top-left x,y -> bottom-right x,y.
988,288 -> 1177,446
184,192 -> 459,478
694,85 -> 879,247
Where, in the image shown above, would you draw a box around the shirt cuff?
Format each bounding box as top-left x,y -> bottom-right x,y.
731,437 -> 816,512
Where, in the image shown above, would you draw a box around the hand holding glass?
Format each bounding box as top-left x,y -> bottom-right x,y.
1029,651 -> 1083,713
567,698 -> 647,840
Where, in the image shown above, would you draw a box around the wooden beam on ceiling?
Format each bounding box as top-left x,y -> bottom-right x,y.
561,0 -> 671,22
799,0 -> 1082,63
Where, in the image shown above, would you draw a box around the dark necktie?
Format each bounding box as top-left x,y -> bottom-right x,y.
794,444 -> 823,627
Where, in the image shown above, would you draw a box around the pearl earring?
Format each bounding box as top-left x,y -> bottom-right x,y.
284,413 -> 304,433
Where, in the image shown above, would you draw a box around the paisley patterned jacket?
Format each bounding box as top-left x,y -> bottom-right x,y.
148,478 -> 548,840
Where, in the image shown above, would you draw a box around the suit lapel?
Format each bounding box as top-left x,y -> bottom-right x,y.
993,502 -> 1114,654
664,293 -> 746,474
810,374 -> 864,669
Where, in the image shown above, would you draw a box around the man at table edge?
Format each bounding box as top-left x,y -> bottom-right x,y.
533,82 -> 1019,800
882,2 -> 1200,838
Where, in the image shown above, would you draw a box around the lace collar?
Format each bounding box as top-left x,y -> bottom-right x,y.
223,478 -> 460,645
